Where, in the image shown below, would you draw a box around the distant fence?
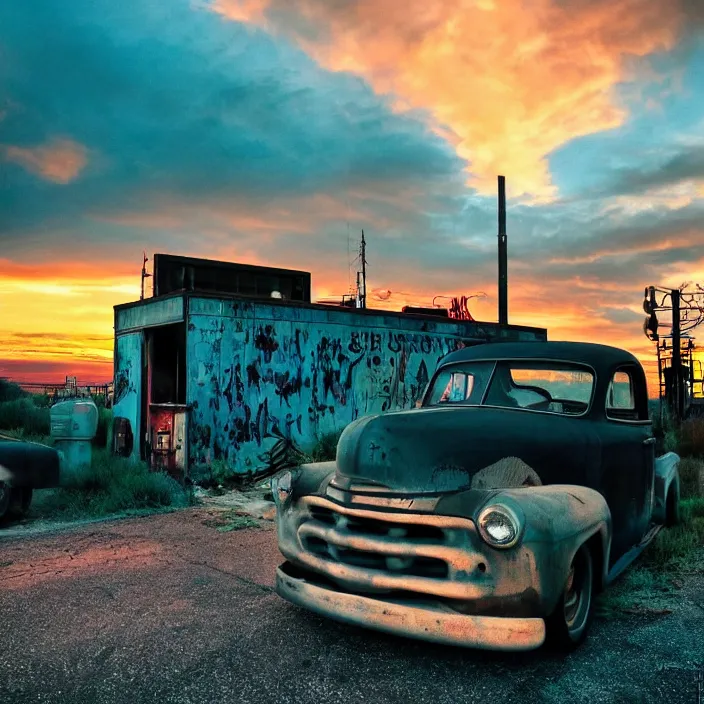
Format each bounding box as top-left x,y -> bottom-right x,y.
0,377 -> 114,406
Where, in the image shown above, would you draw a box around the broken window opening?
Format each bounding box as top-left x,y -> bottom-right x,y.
149,323 -> 186,405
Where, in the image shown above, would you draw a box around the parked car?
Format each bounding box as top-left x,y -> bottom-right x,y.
0,441 -> 61,523
271,341 -> 680,651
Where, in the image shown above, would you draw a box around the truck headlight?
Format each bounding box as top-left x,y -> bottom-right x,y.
477,504 -> 522,548
271,470 -> 293,507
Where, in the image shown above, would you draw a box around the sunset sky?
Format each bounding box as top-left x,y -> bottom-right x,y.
1,0 -> 703,392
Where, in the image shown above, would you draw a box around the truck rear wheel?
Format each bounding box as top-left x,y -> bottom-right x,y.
8,487 -> 33,519
0,481 -> 10,522
665,484 -> 680,526
545,544 -> 594,650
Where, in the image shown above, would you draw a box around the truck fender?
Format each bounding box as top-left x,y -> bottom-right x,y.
486,484 -> 612,608
653,452 -> 680,526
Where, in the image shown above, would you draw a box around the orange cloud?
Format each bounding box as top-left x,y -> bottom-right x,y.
2,137 -> 88,184
0,263 -> 139,383
213,0 -> 687,199
0,251 -> 669,394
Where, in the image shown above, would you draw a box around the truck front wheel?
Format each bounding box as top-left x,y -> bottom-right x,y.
545,543 -> 594,650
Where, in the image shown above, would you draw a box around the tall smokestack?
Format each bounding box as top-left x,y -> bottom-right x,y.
498,175 -> 508,325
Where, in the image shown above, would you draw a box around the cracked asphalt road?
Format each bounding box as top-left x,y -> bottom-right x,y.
1,508 -> 703,704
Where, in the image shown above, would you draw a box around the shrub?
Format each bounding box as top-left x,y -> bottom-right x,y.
210,458 -> 233,486
678,418 -> 704,458
306,430 -> 344,462
93,407 -> 113,448
0,398 -> 50,435
31,393 -> 52,408
31,449 -> 190,521
680,457 -> 704,500
0,379 -> 27,403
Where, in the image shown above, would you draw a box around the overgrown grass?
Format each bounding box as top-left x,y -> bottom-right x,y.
598,491 -> 704,617
0,399 -> 112,448
30,449 -> 191,522
680,457 -> 704,499
678,418 -> 704,458
0,398 -> 50,436
0,428 -> 54,445
644,497 -> 704,569
302,429 -> 343,463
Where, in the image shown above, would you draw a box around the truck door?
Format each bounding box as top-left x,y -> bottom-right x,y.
598,366 -> 654,564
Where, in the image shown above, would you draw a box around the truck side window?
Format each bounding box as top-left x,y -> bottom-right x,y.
606,369 -> 638,421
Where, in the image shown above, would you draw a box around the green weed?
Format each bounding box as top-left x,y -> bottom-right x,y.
678,418 -> 704,458
30,448 -> 190,521
300,429 -> 343,464
0,399 -> 50,436
680,457 -> 704,500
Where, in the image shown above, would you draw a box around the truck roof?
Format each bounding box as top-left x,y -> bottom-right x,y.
439,340 -> 641,372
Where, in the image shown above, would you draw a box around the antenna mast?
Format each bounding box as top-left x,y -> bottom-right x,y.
356,230 -> 367,309
140,251 -> 152,301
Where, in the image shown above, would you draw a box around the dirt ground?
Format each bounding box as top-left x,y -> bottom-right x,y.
1,508 -> 703,704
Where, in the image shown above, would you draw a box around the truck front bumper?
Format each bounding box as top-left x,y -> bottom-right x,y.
276,562 -> 546,652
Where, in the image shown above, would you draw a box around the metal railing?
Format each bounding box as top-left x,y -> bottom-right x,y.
0,378 -> 114,406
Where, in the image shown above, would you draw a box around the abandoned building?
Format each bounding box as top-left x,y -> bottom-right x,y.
111,253 -> 547,481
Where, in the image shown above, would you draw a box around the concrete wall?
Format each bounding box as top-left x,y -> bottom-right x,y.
186,296 -> 546,478
112,332 -> 142,462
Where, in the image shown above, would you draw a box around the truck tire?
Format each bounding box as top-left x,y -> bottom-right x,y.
665,483 -> 680,527
545,543 -> 594,650
8,487 -> 33,520
0,481 -> 10,522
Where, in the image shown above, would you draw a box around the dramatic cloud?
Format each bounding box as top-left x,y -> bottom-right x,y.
591,145 -> 704,202
0,0 -> 462,245
213,0 -> 697,198
2,138 -> 88,184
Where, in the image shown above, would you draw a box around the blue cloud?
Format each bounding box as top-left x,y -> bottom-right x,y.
548,40 -> 704,198
0,0 -> 463,239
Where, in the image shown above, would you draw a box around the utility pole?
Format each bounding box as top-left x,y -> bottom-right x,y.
671,288 -> 683,420
643,284 -> 704,422
498,175 -> 508,326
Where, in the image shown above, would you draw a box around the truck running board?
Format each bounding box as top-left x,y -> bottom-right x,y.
606,523 -> 663,586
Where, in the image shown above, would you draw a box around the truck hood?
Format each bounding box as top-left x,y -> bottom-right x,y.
335,406 -> 509,493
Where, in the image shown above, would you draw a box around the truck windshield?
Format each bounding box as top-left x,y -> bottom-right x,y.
426,360 -> 594,416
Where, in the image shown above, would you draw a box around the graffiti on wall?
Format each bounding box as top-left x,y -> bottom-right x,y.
187,315 -> 473,478
112,333 -> 142,461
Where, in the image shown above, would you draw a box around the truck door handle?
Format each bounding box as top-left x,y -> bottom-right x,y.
643,437 -> 656,446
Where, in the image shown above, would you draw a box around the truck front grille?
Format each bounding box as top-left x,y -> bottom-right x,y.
295,496 -> 481,595
308,504 -> 446,540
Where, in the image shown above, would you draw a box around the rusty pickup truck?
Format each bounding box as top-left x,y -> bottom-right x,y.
272,341 -> 681,651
